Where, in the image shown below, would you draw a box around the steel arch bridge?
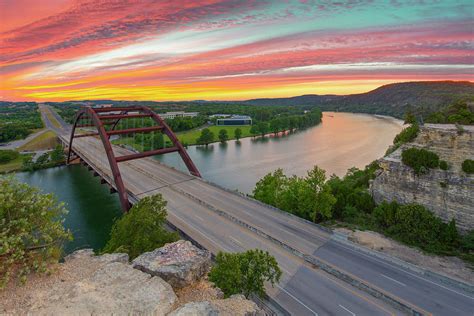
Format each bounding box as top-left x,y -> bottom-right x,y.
67,105 -> 200,211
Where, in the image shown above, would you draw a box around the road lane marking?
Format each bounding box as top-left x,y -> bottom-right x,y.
276,285 -> 318,316
229,236 -> 242,246
332,242 -> 473,300
194,214 -> 204,222
338,304 -> 356,316
381,274 -> 406,287
171,214 -> 233,253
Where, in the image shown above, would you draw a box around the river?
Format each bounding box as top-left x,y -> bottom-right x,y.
15,112 -> 403,252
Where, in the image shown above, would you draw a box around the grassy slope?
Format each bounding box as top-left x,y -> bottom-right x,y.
176,125 -> 252,145
18,131 -> 58,151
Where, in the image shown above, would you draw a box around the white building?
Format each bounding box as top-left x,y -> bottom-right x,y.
159,111 -> 199,119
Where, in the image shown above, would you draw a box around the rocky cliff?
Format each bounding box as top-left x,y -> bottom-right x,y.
371,124 -> 474,232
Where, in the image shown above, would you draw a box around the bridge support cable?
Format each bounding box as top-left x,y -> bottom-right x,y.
67,105 -> 201,212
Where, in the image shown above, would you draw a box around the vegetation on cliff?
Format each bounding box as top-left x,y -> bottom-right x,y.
102,194 -> 179,259
462,159 -> 474,174
209,249 -> 281,298
0,177 -> 72,287
401,148 -> 440,175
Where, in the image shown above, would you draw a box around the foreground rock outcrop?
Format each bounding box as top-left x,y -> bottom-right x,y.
371,124 -> 474,231
32,262 -> 177,315
2,241 -> 263,315
133,240 -> 212,289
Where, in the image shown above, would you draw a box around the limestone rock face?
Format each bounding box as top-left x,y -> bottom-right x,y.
169,301 -> 219,316
33,262 -> 177,315
132,240 -> 211,289
371,124 -> 474,231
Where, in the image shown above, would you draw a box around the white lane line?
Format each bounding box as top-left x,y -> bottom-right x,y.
381,274 -> 406,287
194,214 -> 204,222
280,266 -> 292,276
229,236 -> 242,246
172,214 -> 233,253
332,242 -> 474,300
276,285 -> 318,316
338,304 -> 356,316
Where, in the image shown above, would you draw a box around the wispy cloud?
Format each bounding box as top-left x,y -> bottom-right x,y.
1,0 -> 473,101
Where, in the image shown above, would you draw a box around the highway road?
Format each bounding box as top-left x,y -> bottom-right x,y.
45,106 -> 473,315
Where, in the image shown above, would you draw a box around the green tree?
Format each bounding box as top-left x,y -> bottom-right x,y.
256,122 -> 269,137
270,119 -> 281,134
249,125 -> 259,137
196,128 -> 215,146
209,249 -> 282,298
253,166 -> 335,222
0,177 -> 72,287
253,169 -> 287,206
301,166 -> 336,221
218,129 -> 229,143
50,145 -> 65,162
102,194 -> 179,259
234,128 -> 242,141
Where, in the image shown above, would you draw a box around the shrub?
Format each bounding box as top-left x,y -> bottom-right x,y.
385,204 -> 459,253
209,249 -> 281,298
372,201 -> 399,229
462,159 -> 474,174
102,194 -> 179,259
393,123 -> 419,145
0,150 -> 19,164
439,160 -> 449,170
460,230 -> 474,252
0,177 -> 72,287
401,148 -> 439,175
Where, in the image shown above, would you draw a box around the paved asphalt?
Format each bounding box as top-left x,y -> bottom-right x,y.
45,108 -> 473,315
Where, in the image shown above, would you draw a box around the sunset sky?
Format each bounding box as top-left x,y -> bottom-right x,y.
1,0 -> 473,102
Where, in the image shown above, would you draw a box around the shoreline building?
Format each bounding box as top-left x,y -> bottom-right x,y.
216,115 -> 252,126
159,111 -> 199,119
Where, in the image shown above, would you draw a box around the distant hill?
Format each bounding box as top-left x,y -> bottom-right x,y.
245,81 -> 474,118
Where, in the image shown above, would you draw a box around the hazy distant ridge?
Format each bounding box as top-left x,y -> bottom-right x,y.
244,81 -> 474,118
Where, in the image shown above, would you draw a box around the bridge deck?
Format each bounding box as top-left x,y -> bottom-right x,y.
60,133 -> 396,316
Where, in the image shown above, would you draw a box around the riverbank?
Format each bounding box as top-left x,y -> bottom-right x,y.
177,125 -> 252,145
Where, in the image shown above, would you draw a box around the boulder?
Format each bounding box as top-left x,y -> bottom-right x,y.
211,294 -> 264,316
132,240 -> 211,289
32,262 -> 177,315
168,301 -> 219,316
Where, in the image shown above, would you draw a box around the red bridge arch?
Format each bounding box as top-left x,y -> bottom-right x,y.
67,105 -> 201,211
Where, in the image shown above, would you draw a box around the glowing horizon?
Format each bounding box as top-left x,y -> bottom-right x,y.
1,0 -> 473,102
